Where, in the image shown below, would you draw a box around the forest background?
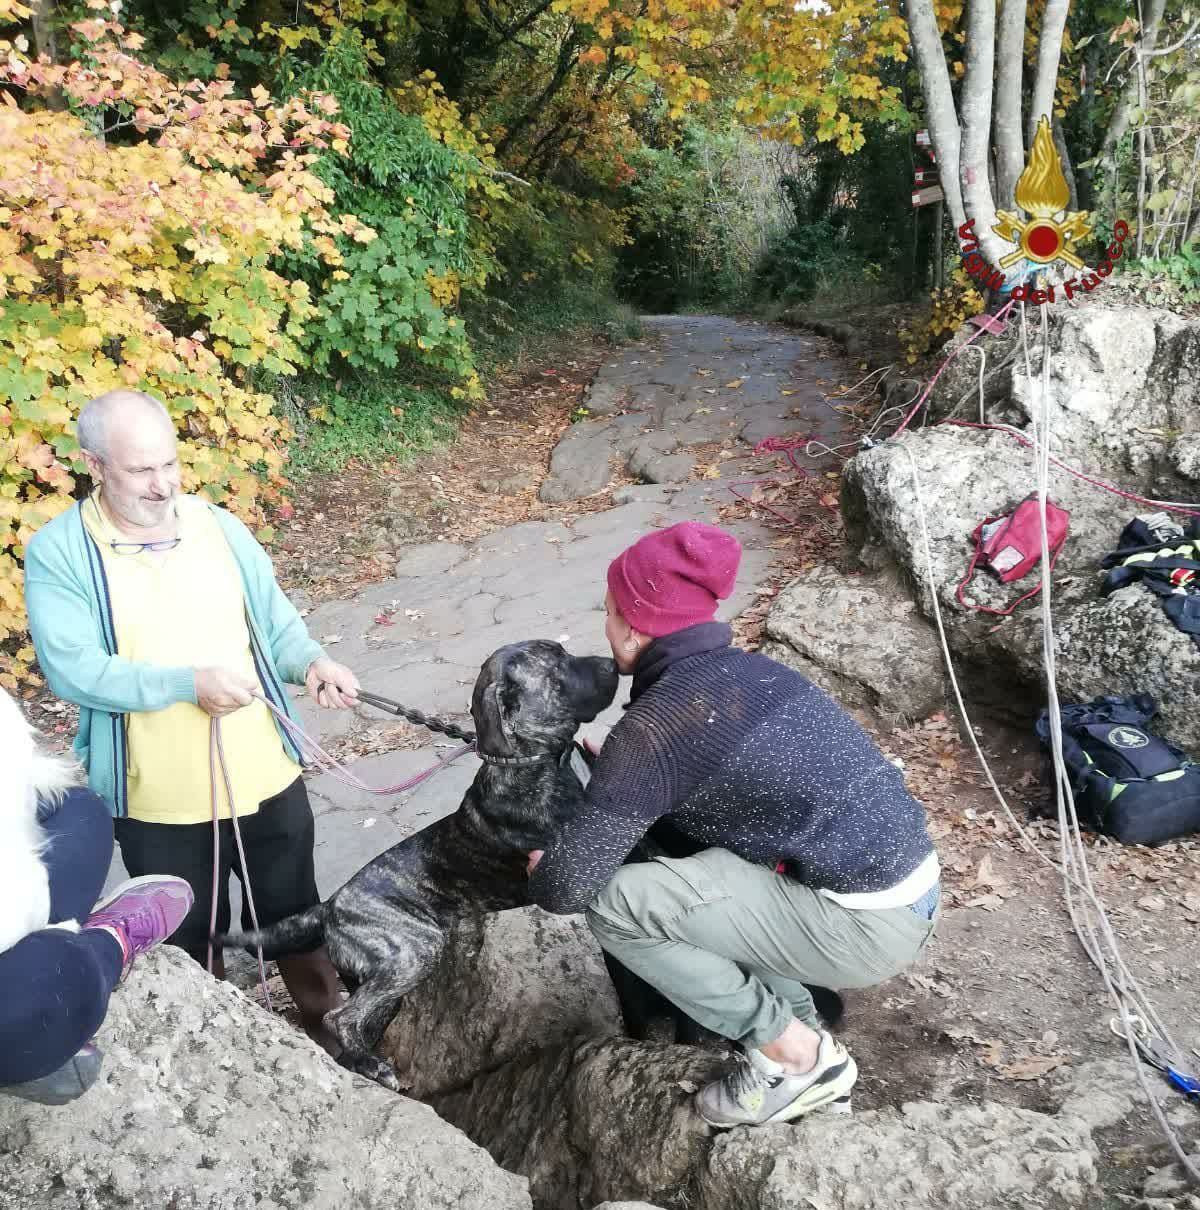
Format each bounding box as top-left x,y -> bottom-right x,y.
0,0 -> 1198,684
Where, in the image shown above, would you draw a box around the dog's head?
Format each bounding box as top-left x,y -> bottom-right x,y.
472,641 -> 618,758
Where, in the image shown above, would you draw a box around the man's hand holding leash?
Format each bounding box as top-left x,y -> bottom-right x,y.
307,657 -> 361,710
195,667 -> 256,718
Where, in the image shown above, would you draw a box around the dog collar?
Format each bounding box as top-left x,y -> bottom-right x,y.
476,749 -> 559,767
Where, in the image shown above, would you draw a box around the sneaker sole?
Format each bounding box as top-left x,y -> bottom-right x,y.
89,874 -> 194,917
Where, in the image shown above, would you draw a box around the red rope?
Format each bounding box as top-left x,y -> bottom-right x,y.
893,299 -> 1017,435
941,420 -> 1200,518
726,434 -> 845,529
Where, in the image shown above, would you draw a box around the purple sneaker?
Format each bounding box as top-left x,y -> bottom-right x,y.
84,876 -> 194,969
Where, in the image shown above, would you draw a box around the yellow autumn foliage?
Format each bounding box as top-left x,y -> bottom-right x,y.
0,7 -> 370,686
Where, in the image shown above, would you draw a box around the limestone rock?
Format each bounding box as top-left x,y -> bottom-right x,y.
591,1203 -> 671,1209
432,1037 -> 723,1210
395,541 -> 468,578
930,306 -> 1200,492
1007,306 -> 1200,488
612,484 -> 680,505
636,454 -> 696,485
760,566 -> 945,722
585,379 -> 626,417
540,423 -> 615,502
0,948 -> 530,1210
842,421 -> 1200,746
382,906 -> 621,1098
698,1099 -> 1099,1210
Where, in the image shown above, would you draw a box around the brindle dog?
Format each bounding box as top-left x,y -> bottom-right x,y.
222,640 -> 619,1090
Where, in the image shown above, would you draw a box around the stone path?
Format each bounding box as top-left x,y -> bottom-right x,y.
107,315 -> 855,898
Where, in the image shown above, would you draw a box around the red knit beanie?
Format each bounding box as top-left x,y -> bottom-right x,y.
607,522 -> 742,638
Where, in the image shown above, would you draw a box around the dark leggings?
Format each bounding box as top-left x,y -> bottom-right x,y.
0,788 -> 124,1085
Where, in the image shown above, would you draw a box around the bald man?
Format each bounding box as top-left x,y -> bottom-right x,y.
24,390 -> 358,1046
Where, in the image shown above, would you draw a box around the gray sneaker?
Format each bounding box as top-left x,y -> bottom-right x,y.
697,1031 -> 857,1128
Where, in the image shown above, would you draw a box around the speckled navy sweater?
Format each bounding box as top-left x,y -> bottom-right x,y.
529,622 -> 936,915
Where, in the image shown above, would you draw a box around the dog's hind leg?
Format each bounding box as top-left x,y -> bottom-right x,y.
327,967 -> 421,1093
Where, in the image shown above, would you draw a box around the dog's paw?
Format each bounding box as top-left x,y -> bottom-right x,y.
340,1052 -> 407,1094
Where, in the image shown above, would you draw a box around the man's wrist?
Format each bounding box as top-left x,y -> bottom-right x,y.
169,666 -> 199,706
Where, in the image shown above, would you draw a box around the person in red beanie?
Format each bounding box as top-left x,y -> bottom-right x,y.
527,520 -> 941,1128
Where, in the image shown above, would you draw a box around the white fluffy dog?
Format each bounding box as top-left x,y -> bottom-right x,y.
0,687 -> 82,953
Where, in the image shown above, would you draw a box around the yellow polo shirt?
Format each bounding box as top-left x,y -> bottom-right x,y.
83,492 -> 300,824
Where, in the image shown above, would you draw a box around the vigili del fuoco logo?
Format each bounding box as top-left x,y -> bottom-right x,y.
957,116 -> 1128,305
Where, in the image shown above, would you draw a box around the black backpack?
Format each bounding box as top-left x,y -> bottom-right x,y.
1034,695 -> 1200,846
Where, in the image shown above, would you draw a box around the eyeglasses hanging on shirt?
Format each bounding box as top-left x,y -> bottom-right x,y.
108,538 -> 182,555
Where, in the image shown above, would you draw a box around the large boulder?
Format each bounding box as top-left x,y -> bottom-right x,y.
760,566 -> 945,723
432,1037 -> 723,1210
841,415 -> 1200,746
382,906 -> 622,1098
930,305 -> 1200,491
0,948 -> 530,1210
698,1099 -> 1098,1210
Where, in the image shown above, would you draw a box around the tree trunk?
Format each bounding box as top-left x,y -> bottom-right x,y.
992,0 -> 1027,210
904,0 -> 965,230
905,0 -> 1009,267
495,29 -> 580,158
960,0 -> 1000,244
1052,113 -> 1079,211
1097,0 -> 1168,183
1027,0 -> 1070,147
30,0 -> 66,111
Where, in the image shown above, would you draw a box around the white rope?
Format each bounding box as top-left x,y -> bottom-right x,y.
1026,302 -> 1200,1182
896,300 -> 1199,1183
964,345 -> 986,425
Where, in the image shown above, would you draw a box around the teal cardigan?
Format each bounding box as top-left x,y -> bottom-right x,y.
23,499 -> 322,818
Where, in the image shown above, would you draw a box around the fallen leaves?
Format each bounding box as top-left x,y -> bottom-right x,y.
993,1054 -> 1069,1081
944,1029 -> 1071,1081
724,377 -> 745,389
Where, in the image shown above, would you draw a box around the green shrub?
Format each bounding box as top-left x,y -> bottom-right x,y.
279,35 -> 490,397
1119,242 -> 1200,305
278,371 -> 468,474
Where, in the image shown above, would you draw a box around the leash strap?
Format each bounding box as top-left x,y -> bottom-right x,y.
207,717 -> 272,1010
254,692 -> 474,793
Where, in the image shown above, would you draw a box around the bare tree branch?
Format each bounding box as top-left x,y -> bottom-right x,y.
1098,0 -> 1167,172
993,0 -> 1026,209
1052,114 -> 1079,211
